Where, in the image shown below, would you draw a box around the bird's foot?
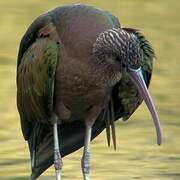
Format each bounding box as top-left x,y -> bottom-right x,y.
81,151 -> 90,180
54,149 -> 63,180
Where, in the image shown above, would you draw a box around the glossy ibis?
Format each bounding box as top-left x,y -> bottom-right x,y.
16,4 -> 162,180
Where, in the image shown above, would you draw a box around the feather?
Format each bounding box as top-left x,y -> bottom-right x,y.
17,4 -> 154,179
105,107 -> 111,147
110,99 -> 116,150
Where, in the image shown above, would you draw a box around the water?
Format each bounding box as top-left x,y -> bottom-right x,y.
0,0 -> 180,179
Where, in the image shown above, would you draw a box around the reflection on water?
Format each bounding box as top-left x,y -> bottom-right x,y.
0,0 -> 180,179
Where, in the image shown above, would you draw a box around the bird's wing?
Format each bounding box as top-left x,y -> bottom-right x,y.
17,38 -> 58,139
112,28 -> 155,121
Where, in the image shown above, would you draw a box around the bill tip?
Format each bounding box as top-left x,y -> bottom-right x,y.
157,139 -> 162,146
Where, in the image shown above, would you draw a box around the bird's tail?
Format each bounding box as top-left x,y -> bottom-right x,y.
104,99 -> 116,150
28,117 -> 106,179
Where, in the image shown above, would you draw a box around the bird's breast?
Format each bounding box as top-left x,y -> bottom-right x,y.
54,54 -> 112,122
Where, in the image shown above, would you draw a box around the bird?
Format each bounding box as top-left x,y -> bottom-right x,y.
16,4 -> 162,180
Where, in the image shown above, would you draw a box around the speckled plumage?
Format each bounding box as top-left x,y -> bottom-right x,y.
16,4 -> 154,179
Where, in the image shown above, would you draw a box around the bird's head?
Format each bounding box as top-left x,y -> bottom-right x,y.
93,28 -> 144,72
93,28 -> 162,145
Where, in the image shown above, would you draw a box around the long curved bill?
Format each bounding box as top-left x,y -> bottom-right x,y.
128,67 -> 162,145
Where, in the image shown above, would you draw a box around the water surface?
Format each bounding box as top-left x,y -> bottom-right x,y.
0,0 -> 180,179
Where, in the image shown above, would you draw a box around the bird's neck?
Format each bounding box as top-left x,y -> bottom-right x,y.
91,55 -> 122,88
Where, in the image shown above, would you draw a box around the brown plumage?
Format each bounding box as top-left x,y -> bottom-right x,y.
16,4 -> 162,180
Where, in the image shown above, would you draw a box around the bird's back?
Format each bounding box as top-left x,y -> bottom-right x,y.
49,4 -> 119,58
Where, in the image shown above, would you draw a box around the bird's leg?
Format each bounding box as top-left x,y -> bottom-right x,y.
81,125 -> 92,180
53,116 -> 63,180
81,106 -> 102,180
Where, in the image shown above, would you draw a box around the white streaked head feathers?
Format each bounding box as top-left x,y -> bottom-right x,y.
93,28 -> 143,68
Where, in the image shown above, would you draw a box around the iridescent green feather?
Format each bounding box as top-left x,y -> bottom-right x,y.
133,29 -> 155,73
17,38 -> 58,127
